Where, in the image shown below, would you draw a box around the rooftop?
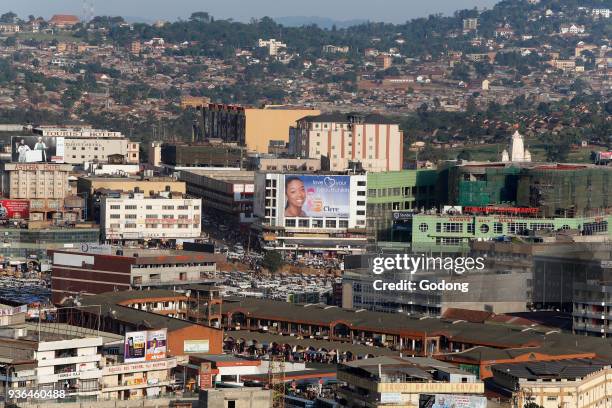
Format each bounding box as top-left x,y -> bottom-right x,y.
299,112 -> 398,125
492,359 -> 611,380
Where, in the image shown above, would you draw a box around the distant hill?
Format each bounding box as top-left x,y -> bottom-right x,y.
274,16 -> 367,29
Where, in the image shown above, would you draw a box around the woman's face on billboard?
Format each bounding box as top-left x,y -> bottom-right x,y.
285,179 -> 306,213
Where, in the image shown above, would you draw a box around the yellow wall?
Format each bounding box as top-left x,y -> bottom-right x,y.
245,108 -> 320,153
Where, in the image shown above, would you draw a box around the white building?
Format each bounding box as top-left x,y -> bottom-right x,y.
501,130 -> 532,163
257,38 -> 286,56
100,192 -> 201,242
253,171 -> 368,254
560,24 -> 586,35
35,337 -> 103,397
289,113 -> 404,172
592,8 -> 610,18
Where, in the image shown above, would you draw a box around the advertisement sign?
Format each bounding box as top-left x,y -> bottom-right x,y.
392,211 -> 415,221
145,329 -> 167,361
200,363 -> 213,389
124,331 -> 147,362
11,136 -> 64,163
184,340 -> 209,354
0,200 -> 29,220
419,394 -> 487,408
282,175 -> 350,219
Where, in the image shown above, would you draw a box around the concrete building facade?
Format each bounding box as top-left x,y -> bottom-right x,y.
202,103 -> 320,153
100,193 -> 201,242
290,113 -> 404,172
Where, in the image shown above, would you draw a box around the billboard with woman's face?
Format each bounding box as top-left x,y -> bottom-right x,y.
282,175 -> 350,219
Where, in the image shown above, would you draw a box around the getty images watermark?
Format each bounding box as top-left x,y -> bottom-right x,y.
370,254 -> 486,293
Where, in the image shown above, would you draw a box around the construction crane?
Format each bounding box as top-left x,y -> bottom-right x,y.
267,354 -> 286,408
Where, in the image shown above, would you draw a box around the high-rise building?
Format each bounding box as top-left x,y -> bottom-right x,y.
201,104 -> 320,153
290,113 -> 404,172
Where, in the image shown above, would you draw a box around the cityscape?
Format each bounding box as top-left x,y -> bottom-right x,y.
0,0 -> 610,407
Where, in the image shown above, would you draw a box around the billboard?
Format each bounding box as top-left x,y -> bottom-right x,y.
145,329 -> 167,361
184,339 -> 209,354
12,136 -> 64,163
0,200 -> 29,220
124,331 -> 147,362
419,394 -> 487,408
282,175 -> 350,219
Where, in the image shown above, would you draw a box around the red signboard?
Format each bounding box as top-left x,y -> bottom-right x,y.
464,206 -> 538,216
0,200 -> 30,220
200,363 -> 213,389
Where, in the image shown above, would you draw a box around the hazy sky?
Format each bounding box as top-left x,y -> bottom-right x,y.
7,0 -> 499,24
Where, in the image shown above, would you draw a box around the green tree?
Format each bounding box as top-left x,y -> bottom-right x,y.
262,251 -> 283,274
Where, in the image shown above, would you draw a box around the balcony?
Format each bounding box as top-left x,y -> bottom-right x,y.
101,380 -> 171,392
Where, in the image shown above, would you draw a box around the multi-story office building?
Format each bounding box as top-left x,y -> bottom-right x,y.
201,103 -> 320,153
179,169 -> 255,225
49,248 -> 221,304
366,170 -> 438,241
342,252 -> 529,316
100,192 -> 201,242
76,176 -> 186,222
253,171 -> 368,254
442,162 -> 611,217
160,142 -> 244,169
289,113 -> 404,172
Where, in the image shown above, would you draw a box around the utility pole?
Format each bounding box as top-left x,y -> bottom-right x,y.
267,355 -> 285,408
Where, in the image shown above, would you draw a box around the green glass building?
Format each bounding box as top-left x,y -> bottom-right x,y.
366,170 -> 438,241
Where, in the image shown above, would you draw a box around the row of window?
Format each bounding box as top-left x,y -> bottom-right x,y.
109,223 -> 198,229
285,219 -> 350,229
109,205 -> 199,210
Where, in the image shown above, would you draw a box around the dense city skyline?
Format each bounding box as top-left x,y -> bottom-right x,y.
9,0 -> 499,23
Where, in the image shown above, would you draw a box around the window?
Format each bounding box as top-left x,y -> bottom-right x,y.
357,181 -> 366,186
480,224 -> 490,233
357,210 -> 365,216
125,214 -> 137,219
178,214 -> 189,219
339,220 -> 348,228
357,201 -> 366,206
529,222 -> 554,231
435,237 -> 463,245
442,222 -> 463,233
110,214 -> 120,219
368,189 -> 377,197
467,224 -> 474,234
494,222 -> 503,234
298,219 -> 309,228
125,223 -> 136,228
162,214 -> 173,219
177,205 -> 188,210
325,220 -> 337,228
146,205 -> 152,210
419,223 -> 429,232
357,191 -> 366,196
507,222 -> 527,234
125,205 -> 137,210
285,219 -> 296,227
110,205 -> 121,210
146,214 -> 157,219
312,219 -> 323,228
162,205 -> 174,210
